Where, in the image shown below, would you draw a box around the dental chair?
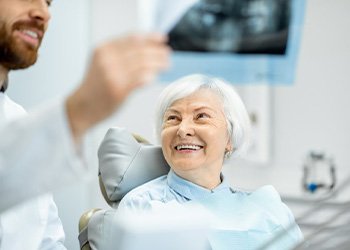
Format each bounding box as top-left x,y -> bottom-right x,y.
78,127 -> 169,250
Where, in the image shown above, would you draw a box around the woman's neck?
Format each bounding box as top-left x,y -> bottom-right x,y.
173,169 -> 222,190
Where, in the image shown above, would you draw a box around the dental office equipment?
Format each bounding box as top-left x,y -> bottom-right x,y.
258,170 -> 350,250
302,151 -> 336,193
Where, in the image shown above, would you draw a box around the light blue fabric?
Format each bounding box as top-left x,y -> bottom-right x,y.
119,170 -> 303,250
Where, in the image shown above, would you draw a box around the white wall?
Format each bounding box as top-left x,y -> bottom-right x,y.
273,0 -> 350,173
5,0 -> 350,248
226,0 -> 350,196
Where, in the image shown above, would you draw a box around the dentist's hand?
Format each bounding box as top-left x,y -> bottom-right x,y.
66,33 -> 171,141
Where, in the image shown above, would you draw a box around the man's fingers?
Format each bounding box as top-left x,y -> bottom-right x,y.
123,43 -> 171,70
127,33 -> 169,45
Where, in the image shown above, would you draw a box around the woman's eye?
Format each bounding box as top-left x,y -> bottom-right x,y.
197,113 -> 210,119
46,0 -> 52,7
166,115 -> 178,121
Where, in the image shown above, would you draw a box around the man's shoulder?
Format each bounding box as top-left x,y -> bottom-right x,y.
0,94 -> 26,120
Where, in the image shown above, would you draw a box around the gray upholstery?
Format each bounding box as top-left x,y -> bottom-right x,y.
87,209 -> 117,250
79,127 -> 170,249
97,127 -> 170,206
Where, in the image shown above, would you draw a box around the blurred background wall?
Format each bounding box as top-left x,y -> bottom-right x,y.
7,0 -> 350,248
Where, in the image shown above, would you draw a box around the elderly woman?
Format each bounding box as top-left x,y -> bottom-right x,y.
118,74 -> 302,249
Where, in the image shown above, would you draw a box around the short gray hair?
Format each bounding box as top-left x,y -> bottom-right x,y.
155,74 -> 251,158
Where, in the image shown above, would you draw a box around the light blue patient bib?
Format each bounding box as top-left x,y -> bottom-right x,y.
195,188 -> 301,250
119,170 -> 303,250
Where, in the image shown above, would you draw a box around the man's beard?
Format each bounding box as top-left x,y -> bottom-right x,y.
0,20 -> 44,70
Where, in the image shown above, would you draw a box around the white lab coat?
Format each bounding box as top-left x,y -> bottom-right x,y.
0,94 -> 87,212
0,93 -> 84,249
0,195 -> 65,249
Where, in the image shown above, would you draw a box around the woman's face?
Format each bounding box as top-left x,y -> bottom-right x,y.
161,89 -> 231,179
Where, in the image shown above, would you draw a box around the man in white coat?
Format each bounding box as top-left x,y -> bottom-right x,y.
0,0 -> 170,249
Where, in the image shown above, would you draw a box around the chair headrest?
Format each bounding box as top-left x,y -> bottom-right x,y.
98,127 -> 170,207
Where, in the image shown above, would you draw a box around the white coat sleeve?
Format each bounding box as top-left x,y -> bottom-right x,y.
0,100 -> 88,212
38,194 -> 67,250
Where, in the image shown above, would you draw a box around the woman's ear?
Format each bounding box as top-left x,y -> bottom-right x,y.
224,140 -> 233,159
225,138 -> 233,152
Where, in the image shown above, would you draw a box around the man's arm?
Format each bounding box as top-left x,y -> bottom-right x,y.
0,34 -> 170,212
66,34 -> 170,142
0,101 -> 84,212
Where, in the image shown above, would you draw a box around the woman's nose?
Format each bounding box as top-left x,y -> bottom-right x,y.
29,0 -> 51,24
177,119 -> 195,138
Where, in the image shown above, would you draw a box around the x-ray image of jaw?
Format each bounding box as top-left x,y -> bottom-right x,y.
168,0 -> 291,54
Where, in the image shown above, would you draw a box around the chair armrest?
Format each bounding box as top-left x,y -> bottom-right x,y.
78,208 -> 102,250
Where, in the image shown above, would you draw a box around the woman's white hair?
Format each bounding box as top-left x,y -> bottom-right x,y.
155,74 -> 251,158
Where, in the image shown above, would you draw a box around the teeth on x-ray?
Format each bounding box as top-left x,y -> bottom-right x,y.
168,0 -> 291,54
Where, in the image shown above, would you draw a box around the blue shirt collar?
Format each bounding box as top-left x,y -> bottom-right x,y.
167,169 -> 233,201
